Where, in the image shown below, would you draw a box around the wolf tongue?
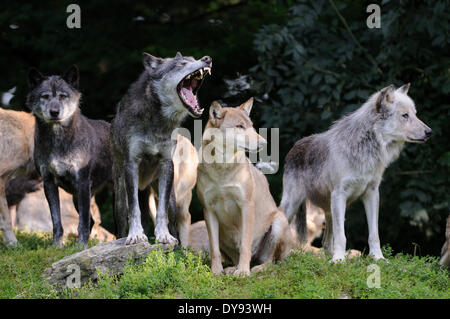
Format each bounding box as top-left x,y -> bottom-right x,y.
181,80 -> 198,108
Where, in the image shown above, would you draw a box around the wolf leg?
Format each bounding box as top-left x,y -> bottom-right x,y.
154,160 -> 178,246
75,169 -> 92,248
177,191 -> 191,248
124,159 -> 147,245
204,208 -> 223,274
113,162 -> 128,238
138,186 -> 152,236
232,202 -> 255,277
362,187 -> 384,260
330,190 -> 347,262
0,181 -> 17,247
43,177 -> 64,248
322,209 -> 333,254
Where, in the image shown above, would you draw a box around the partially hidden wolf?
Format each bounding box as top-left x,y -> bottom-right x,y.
280,84 -> 432,261
440,214 -> 450,267
0,109 -> 35,247
197,98 -> 295,276
27,65 -> 113,248
111,52 -> 211,245
148,134 -> 199,247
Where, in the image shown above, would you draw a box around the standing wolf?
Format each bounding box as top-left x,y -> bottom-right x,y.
27,65 -> 113,248
111,52 -> 211,245
280,84 -> 432,262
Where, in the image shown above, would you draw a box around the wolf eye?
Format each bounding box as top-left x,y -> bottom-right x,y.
402,113 -> 409,119
59,94 -> 67,100
41,94 -> 49,99
236,124 -> 245,129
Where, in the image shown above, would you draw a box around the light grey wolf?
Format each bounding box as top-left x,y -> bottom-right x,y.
197,98 -> 295,276
280,84 -> 432,262
148,134 -> 199,247
440,214 -> 450,267
0,109 -> 35,247
111,52 -> 211,246
27,65 -> 113,248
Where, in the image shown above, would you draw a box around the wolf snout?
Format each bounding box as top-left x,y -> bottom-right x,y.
49,101 -> 61,119
258,137 -> 267,149
425,128 -> 432,138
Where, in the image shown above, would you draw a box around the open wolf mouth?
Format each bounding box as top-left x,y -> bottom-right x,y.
177,66 -> 211,117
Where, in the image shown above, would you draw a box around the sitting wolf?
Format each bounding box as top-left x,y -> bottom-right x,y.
111,52 -> 211,245
197,99 -> 295,276
280,84 -> 432,262
27,66 -> 113,248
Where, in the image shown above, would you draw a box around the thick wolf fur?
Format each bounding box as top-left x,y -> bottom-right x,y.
148,134 -> 199,247
280,84 -> 432,261
27,65 -> 113,248
111,52 -> 211,246
197,98 -> 295,276
0,109 -> 35,246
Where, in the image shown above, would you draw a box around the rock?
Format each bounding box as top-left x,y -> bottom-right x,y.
43,238 -> 169,289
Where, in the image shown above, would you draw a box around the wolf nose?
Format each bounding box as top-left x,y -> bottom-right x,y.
425,128 -> 432,138
50,109 -> 60,118
201,56 -> 212,65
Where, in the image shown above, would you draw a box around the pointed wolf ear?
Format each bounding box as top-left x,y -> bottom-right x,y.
240,97 -> 254,115
210,101 -> 224,125
175,51 -> 182,58
62,65 -> 79,89
376,84 -> 395,113
143,52 -> 163,70
398,83 -> 410,94
27,68 -> 45,89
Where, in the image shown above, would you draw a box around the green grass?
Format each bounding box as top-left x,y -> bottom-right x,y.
0,231 -> 448,299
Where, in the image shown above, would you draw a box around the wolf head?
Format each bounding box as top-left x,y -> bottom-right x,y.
26,65 -> 81,123
144,52 -> 212,119
375,83 -> 432,143
206,98 -> 267,153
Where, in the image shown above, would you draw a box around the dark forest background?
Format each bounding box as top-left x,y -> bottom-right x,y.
0,0 -> 448,256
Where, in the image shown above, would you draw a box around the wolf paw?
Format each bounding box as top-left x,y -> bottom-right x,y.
225,266 -> 250,277
126,232 -> 148,245
4,239 -> 19,248
155,230 -> 178,246
330,255 -> 346,264
52,239 -> 65,249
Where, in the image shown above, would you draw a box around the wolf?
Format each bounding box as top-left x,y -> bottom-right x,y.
197,98 -> 295,276
0,109 -> 35,247
440,214 -> 450,267
27,65 -> 113,248
111,52 -> 211,246
280,84 -> 432,262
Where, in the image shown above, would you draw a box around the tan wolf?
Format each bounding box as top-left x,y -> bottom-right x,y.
197,98 -> 295,276
0,108 -> 35,247
148,134 -> 199,247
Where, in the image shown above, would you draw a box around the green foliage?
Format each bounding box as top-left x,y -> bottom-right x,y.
0,232 -> 448,298
250,0 -> 450,255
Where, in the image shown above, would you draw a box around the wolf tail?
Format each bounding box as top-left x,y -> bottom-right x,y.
294,202 -> 308,245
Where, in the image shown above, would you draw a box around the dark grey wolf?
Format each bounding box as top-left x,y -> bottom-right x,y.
111,52 -> 211,245
0,109 -> 35,247
280,84 -> 432,262
27,65 -> 113,248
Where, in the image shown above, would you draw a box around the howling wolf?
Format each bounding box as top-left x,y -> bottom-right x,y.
111,52 -> 211,246
280,84 -> 432,262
